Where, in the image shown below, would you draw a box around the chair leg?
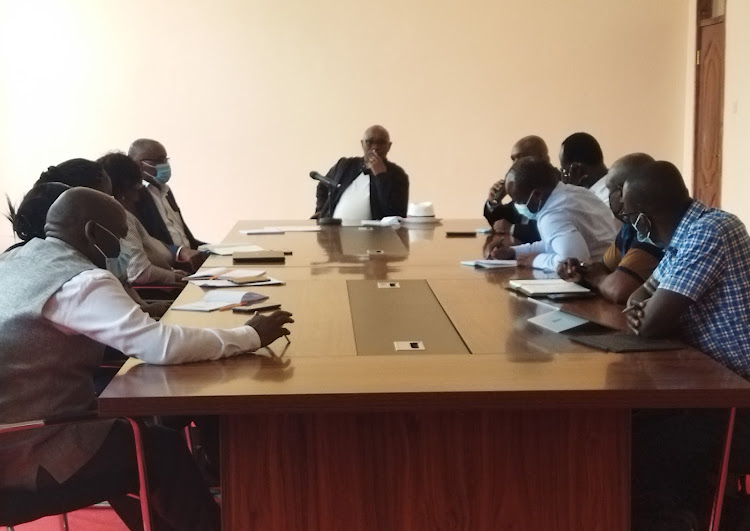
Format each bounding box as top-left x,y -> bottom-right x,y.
126,418 -> 153,531
59,513 -> 69,531
709,407 -> 737,531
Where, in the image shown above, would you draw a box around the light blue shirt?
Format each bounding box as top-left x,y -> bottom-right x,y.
512,182 -> 619,271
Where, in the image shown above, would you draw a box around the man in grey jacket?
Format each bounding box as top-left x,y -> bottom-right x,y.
0,187 -> 293,530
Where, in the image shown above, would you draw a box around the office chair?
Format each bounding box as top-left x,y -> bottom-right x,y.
0,413 -> 152,531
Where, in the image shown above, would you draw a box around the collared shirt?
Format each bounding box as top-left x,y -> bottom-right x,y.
602,223 -> 664,282
332,173 -> 373,220
41,242 -> 260,365
512,182 -> 619,271
648,200 -> 750,377
143,182 -> 191,249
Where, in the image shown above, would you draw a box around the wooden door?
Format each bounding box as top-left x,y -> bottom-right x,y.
693,17 -> 725,207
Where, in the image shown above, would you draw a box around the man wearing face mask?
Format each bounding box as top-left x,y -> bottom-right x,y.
128,138 -> 206,271
624,161 -> 750,372
313,125 -> 409,220
0,187 -> 294,530
488,157 -> 618,270
556,153 -> 664,304
622,161 -> 750,531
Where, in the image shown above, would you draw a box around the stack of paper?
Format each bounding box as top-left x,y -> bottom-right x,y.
508,279 -> 590,296
198,244 -> 265,256
171,290 -> 269,312
461,260 -> 518,268
187,267 -> 267,283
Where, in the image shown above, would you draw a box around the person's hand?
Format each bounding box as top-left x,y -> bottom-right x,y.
246,310 -> 294,347
365,149 -> 387,175
177,248 -> 208,272
483,233 -> 504,258
173,269 -> 188,282
557,258 -> 584,283
515,253 -> 537,268
488,179 -> 505,203
493,219 -> 513,234
625,299 -> 648,335
490,245 -> 516,260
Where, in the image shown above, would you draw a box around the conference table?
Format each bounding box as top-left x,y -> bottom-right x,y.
99,219 -> 750,530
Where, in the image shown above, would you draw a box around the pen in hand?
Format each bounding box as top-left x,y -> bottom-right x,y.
622,304 -> 640,314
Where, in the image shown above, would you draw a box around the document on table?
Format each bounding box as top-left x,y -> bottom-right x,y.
508,279 -> 590,296
527,310 -> 589,333
239,228 -> 285,235
197,244 -> 265,256
189,277 -> 285,288
186,268 -> 267,282
461,260 -> 518,268
171,290 -> 269,312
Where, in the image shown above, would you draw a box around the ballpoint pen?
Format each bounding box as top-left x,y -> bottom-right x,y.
621,304 -> 639,314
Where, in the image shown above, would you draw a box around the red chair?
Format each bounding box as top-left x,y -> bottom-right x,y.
0,413 -> 152,531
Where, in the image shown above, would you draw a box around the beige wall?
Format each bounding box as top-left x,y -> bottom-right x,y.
722,0 -> 750,225
0,0 -> 691,248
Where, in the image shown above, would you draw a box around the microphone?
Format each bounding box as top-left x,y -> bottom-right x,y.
310,171 -> 337,188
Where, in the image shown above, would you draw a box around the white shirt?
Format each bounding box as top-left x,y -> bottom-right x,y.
144,182 -> 191,248
332,173 -> 372,221
589,176 -> 611,206
512,182 -> 619,271
41,264 -> 260,365
124,211 -> 178,285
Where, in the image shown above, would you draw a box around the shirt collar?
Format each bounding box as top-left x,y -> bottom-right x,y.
667,200 -> 709,249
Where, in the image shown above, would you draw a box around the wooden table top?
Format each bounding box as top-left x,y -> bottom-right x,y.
99,219 -> 750,416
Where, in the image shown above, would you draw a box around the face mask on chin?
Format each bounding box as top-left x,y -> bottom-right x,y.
513,192 -> 540,220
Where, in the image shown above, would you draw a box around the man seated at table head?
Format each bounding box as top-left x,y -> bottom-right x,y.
483,135 -> 548,243
128,138 -> 207,271
556,153 -> 664,304
623,161 -> 750,378
313,125 -> 409,221
559,132 -> 610,203
0,187 -> 293,529
488,156 -> 619,271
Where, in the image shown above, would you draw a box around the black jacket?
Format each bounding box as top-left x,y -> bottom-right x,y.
135,187 -> 204,250
314,157 -> 409,219
483,200 -> 540,244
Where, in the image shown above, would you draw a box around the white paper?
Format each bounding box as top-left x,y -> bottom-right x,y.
198,244 -> 265,256
527,310 -> 589,333
361,217 -> 401,227
265,225 -> 321,232
461,260 -> 518,268
508,279 -> 590,295
190,277 -> 285,288
170,300 -> 232,312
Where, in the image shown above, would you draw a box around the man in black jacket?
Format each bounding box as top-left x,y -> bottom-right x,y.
128,139 -> 206,271
313,125 -> 409,220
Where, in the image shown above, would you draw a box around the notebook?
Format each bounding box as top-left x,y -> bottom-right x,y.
233,250 -> 286,264
508,279 -> 590,297
569,334 -> 685,353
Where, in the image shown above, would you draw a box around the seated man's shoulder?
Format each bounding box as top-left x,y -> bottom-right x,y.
688,208 -> 748,243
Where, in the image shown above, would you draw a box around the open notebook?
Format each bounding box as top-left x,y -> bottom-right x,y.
508,278 -> 590,297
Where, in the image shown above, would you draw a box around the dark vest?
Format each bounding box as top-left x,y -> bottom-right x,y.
0,238 -> 114,488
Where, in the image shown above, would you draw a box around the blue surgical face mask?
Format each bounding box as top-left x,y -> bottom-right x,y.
153,162 -> 171,185
514,192 -> 540,220
631,213 -> 663,248
143,161 -> 172,185
93,223 -> 131,281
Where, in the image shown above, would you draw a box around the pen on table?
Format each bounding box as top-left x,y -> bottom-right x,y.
219,302 -> 247,312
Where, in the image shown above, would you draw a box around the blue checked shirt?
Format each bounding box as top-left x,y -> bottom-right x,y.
649,200 -> 750,377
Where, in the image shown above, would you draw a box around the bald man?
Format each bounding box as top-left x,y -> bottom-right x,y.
313,125 -> 409,220
557,153 -> 664,304
483,135 -> 549,243
0,188 -> 293,529
128,139 -> 206,271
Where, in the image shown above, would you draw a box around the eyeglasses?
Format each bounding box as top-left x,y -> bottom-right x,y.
139,157 -> 170,165
621,211 -> 651,236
